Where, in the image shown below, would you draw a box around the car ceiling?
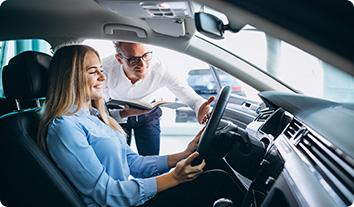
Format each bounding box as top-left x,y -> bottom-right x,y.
0,0 -> 295,93
0,0 -> 353,77
0,0 -> 196,51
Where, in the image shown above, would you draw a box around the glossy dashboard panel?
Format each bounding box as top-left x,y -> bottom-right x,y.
243,98 -> 354,207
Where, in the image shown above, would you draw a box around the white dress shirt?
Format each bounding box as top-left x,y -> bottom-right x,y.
102,55 -> 205,122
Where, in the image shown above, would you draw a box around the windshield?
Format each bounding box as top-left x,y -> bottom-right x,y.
198,25 -> 354,103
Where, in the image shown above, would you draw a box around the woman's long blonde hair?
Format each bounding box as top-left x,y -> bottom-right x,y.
38,45 -> 125,151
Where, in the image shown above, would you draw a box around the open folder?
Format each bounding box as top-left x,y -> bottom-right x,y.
106,99 -> 187,110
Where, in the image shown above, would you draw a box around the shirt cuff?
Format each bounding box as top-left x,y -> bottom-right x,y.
110,109 -> 128,123
141,177 -> 157,200
156,155 -> 170,174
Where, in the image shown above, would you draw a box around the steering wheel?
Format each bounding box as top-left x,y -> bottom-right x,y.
192,86 -> 231,165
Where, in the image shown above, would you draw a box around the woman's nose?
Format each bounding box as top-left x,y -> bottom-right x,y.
98,71 -> 106,81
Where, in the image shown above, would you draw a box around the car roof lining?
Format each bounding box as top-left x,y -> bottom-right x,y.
0,0 -> 296,93
0,0 -> 352,90
0,0 -> 194,50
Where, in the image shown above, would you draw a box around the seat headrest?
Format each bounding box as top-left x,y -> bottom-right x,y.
2,51 -> 51,99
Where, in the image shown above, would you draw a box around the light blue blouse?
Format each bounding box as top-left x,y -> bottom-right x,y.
46,108 -> 170,206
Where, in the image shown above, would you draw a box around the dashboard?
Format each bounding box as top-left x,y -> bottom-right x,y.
223,91 -> 354,207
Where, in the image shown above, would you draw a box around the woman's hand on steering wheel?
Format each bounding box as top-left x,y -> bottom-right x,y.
184,126 -> 206,155
170,152 -> 206,184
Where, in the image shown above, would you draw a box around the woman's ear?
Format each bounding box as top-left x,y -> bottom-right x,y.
115,54 -> 124,64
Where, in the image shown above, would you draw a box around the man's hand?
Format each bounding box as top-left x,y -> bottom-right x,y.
120,105 -> 151,118
197,96 -> 215,124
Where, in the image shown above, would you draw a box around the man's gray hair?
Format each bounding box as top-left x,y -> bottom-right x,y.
112,41 -> 123,54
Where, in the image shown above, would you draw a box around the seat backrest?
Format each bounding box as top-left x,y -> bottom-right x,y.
0,51 -> 85,207
0,97 -> 11,116
0,97 -> 45,118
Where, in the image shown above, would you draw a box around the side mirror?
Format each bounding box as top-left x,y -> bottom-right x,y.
195,12 -> 225,39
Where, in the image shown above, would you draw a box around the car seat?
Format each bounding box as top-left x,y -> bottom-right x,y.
0,51 -> 85,206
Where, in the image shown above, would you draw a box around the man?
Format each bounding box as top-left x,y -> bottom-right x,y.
103,41 -> 214,156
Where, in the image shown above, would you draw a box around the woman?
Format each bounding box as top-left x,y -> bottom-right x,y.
38,45 -> 242,207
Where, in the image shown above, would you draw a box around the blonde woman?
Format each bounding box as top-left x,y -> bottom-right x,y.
38,45 -> 242,207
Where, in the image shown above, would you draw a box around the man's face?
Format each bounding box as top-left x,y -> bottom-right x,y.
115,43 -> 152,82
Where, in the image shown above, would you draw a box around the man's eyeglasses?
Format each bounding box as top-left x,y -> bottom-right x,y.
120,51 -> 153,66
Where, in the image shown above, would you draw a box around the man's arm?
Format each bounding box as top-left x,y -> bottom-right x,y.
161,69 -> 214,124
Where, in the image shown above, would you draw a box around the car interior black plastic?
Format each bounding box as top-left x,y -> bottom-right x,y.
0,51 -> 85,207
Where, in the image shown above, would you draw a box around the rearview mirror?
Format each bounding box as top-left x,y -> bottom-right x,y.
195,12 -> 245,39
195,12 -> 224,39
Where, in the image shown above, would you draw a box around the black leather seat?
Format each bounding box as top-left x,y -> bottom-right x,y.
0,97 -> 45,118
0,97 -> 11,117
0,51 -> 85,207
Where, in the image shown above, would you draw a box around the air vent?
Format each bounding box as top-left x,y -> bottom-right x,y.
296,131 -> 354,206
282,118 -> 302,139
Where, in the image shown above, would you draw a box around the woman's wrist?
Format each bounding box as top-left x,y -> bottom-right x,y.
156,172 -> 180,192
168,172 -> 181,185
183,150 -> 192,160
168,151 -> 190,167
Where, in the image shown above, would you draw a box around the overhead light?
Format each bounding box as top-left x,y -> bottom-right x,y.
140,1 -> 192,18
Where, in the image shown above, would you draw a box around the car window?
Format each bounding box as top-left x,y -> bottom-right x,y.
187,69 -> 217,95
197,25 -> 354,103
0,39 -> 51,97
